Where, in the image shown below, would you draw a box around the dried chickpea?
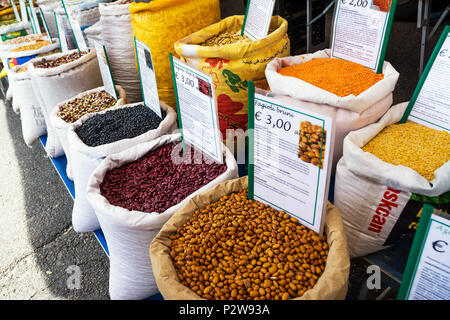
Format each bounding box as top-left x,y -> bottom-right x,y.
169,189 -> 329,300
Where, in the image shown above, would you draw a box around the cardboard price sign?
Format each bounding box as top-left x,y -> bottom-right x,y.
242,0 -> 276,40
248,83 -> 335,234
331,0 -> 398,72
94,41 -> 118,100
401,26 -> 450,132
170,54 -> 223,164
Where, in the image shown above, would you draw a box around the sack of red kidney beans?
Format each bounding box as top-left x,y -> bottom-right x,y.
86,133 -> 238,300
100,141 -> 227,213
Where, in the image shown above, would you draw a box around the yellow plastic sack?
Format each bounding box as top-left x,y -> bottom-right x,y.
174,15 -> 289,140
129,0 -> 221,109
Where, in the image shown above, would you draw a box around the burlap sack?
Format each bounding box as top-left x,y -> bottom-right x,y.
150,176 -> 350,300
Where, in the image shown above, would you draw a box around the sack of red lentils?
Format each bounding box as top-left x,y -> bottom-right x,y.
67,101 -> 178,232
334,102 -> 450,258
9,63 -> 46,146
174,15 -> 290,142
28,49 -> 103,158
265,49 -> 400,170
150,176 -> 350,300
86,133 -> 239,300
49,85 -> 127,180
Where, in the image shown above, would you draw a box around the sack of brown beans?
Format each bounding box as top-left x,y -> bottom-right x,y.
28,49 -> 103,158
67,101 -> 177,232
334,103 -> 450,258
8,63 -> 46,146
265,49 -> 400,171
86,133 -> 239,300
49,85 -> 127,180
150,176 -> 350,300
98,0 -> 142,103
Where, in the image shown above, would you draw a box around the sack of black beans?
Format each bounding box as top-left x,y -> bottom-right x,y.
49,85 -> 127,180
67,101 -> 177,232
99,0 -> 142,103
86,133 -> 239,300
28,49 -> 103,158
9,63 -> 46,146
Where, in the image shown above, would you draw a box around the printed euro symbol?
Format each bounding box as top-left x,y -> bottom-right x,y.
432,240 -> 448,253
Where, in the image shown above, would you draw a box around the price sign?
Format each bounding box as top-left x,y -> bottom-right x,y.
19,0 -> 27,23
331,0 -> 398,72
248,83 -> 334,234
54,12 -> 68,52
27,0 -> 42,34
94,41 -> 118,101
134,37 -> 162,118
401,26 -> 450,132
170,54 -> 223,164
397,205 -> 450,300
39,7 -> 52,41
61,0 -> 88,52
10,0 -> 21,22
242,0 -> 276,40
26,6 -> 35,33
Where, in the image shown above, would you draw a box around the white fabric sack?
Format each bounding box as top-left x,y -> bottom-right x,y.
84,21 -> 103,48
1,40 -> 60,111
266,49 -> 400,113
67,101 -> 177,232
334,102 -> 450,258
99,0 -> 142,103
9,63 -> 46,146
86,133 -> 239,300
28,49 -> 103,158
49,85 -> 127,180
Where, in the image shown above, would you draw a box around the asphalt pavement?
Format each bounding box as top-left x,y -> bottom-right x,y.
0,2 -> 447,300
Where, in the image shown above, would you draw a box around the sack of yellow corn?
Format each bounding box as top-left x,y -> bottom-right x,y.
129,0 -> 221,109
265,50 -> 400,171
334,103 -> 450,258
174,15 -> 289,142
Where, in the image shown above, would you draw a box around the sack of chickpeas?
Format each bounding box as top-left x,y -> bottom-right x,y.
265,49 -> 400,170
334,102 -> 450,258
67,101 -> 178,233
28,49 -> 103,158
86,133 -> 239,300
150,176 -> 350,300
49,85 -> 127,180
174,15 -> 290,141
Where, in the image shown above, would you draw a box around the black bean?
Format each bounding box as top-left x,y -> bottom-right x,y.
75,104 -> 167,147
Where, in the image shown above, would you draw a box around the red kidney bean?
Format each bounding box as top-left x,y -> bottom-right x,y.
99,142 -> 227,213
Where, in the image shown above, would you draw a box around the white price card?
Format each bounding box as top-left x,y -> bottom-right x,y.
54,12 -> 68,52
26,6 -> 35,33
134,37 -> 162,118
398,205 -> 450,300
94,41 -> 118,101
39,8 -> 52,41
331,0 -> 397,72
248,83 -> 334,234
10,0 -> 21,22
27,0 -> 42,34
242,0 -> 276,40
401,27 -> 450,132
61,0 -> 88,52
19,0 -> 27,22
170,54 -> 223,164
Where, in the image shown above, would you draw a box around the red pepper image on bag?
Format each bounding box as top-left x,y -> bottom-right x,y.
217,94 -> 248,138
